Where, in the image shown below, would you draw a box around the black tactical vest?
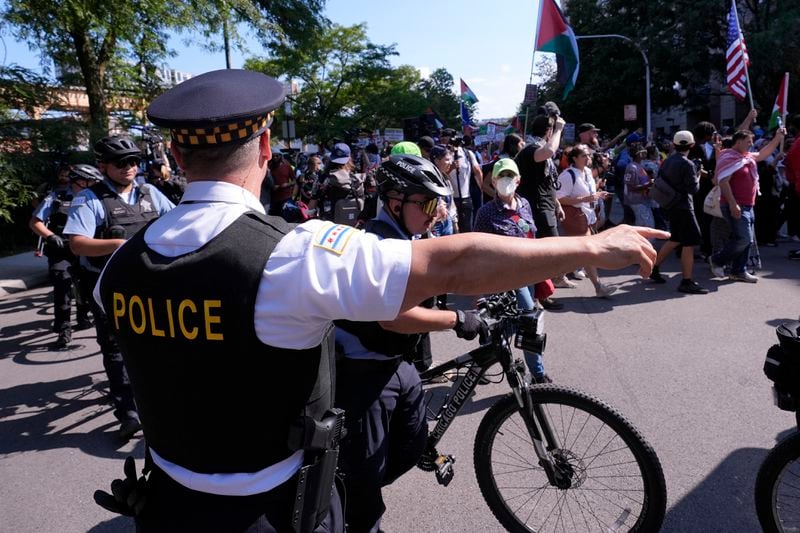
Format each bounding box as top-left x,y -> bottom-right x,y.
43,189 -> 75,260
335,218 -> 433,360
49,189 -> 73,236
99,212 -> 334,474
88,182 -> 160,268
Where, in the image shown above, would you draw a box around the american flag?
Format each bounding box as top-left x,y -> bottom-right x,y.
726,0 -> 750,100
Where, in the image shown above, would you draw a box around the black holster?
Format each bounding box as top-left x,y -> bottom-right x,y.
288,408 -> 345,533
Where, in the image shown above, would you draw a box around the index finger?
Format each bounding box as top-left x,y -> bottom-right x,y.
631,226 -> 670,240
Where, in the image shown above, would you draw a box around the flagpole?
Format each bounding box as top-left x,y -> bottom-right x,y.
780,72 -> 789,154
732,0 -> 755,110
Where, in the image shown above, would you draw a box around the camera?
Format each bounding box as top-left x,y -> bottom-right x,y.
538,101 -> 561,119
450,135 -> 464,147
514,309 -> 547,354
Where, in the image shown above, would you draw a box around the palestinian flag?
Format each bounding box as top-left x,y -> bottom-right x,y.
460,79 -> 479,105
768,73 -> 789,130
535,0 -> 580,99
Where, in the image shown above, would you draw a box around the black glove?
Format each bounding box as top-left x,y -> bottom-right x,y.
93,456 -> 148,517
45,234 -> 65,249
454,310 -> 488,341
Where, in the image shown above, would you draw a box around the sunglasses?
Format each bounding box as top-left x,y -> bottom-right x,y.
403,197 -> 439,216
112,157 -> 141,169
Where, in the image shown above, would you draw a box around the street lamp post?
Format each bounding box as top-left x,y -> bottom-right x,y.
574,34 -> 651,142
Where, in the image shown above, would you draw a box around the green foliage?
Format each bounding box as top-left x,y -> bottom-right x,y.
1,0 -> 328,142
246,23 -> 461,144
246,26 -> 464,144
417,68 -> 464,128
534,0 -> 800,132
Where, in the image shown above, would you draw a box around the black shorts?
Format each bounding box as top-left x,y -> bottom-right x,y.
534,210 -> 559,238
667,208 -> 702,246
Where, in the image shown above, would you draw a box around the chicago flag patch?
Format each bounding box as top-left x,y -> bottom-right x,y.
313,223 -> 356,255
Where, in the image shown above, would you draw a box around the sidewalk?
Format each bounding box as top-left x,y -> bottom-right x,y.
0,251 -> 49,298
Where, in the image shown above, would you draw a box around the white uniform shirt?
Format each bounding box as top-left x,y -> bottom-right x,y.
94,180 -> 412,495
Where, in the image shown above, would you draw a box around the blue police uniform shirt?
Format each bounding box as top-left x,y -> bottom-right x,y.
31,186 -> 71,222
63,178 -> 175,271
92,180 -> 412,496
335,209 -> 414,361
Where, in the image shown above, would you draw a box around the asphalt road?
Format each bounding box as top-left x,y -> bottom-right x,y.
0,243 -> 798,532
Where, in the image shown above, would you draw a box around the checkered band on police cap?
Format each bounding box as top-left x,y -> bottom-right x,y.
146,69 -> 286,148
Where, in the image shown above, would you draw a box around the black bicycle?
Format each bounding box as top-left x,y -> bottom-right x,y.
415,292 -> 667,533
756,320 -> 800,533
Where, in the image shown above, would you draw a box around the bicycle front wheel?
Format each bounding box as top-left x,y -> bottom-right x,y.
755,431 -> 800,533
474,384 -> 666,533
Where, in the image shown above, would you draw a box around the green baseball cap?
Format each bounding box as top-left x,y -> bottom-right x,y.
390,141 -> 422,157
492,158 -> 520,178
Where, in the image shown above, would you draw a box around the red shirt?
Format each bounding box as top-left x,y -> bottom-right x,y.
270,161 -> 295,203
721,164 -> 758,207
786,139 -> 800,194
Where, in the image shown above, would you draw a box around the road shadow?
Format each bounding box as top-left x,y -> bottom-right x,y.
87,516 -> 134,533
0,371 -> 145,460
766,318 -> 800,328
661,430 -> 794,533
0,309 -> 97,364
0,289 -> 50,316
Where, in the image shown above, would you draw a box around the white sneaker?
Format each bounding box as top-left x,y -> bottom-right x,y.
708,257 -> 725,278
573,268 -> 587,280
730,271 -> 758,283
553,276 -> 578,289
595,283 -> 617,298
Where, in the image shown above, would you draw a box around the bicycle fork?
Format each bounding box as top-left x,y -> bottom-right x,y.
513,385 -> 574,489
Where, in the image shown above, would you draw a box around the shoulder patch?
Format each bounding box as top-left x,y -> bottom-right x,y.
71,196 -> 87,207
313,223 -> 356,255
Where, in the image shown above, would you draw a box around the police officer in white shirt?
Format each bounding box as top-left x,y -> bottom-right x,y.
92,69 -> 667,532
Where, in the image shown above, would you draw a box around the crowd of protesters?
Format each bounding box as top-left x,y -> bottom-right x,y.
30,108 -> 800,378
250,109 -> 798,299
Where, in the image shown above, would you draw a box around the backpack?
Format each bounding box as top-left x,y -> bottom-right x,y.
323,172 -> 364,226
764,321 -> 800,411
650,170 -> 680,210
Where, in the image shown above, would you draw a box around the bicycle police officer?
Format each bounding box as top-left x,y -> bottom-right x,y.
29,164 -> 102,348
64,136 -> 174,440
91,69 -> 667,532
334,154 -> 488,533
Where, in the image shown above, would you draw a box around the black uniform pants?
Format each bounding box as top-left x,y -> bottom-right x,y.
47,256 -> 90,333
83,269 -> 137,422
136,465 -> 343,533
454,197 -> 473,233
335,358 -> 428,533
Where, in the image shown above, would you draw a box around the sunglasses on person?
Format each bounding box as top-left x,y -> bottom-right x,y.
403,197 -> 439,216
112,157 -> 141,169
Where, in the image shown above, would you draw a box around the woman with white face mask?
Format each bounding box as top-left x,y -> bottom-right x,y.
475,158 -> 554,383
556,145 -> 616,298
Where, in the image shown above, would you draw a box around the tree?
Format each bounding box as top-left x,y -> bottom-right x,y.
417,68 -> 464,129
533,0 -> 799,133
245,23 -> 437,144
1,0 -> 328,142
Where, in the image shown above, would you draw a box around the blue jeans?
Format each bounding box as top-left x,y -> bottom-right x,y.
515,286 -> 545,377
712,204 -> 754,275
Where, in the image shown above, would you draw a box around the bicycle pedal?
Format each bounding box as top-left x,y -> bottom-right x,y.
434,454 -> 456,486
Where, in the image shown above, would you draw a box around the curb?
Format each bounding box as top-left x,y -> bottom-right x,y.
0,253 -> 50,299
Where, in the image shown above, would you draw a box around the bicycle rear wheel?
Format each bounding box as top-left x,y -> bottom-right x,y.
755,431 -> 800,533
474,384 -> 666,533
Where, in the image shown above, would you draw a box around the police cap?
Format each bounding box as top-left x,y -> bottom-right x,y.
147,69 -> 286,149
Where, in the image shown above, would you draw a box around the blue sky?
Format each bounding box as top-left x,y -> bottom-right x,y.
2,0 -> 546,120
